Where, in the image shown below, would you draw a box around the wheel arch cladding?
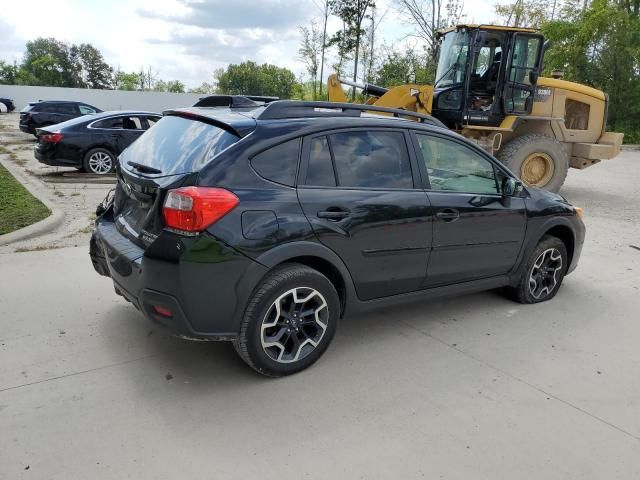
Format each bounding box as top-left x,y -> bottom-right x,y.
277,256 -> 347,316
542,224 -> 575,267
254,241 -> 354,317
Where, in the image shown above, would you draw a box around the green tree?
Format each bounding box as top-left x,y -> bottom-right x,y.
298,21 -> 323,99
0,61 -> 19,85
73,44 -> 113,89
19,37 -> 80,87
328,0 -> 376,97
114,70 -> 140,90
494,0 -> 555,26
373,47 -> 434,87
167,80 -> 185,93
541,0 -> 640,141
189,82 -> 217,94
215,61 -> 298,98
153,79 -> 168,92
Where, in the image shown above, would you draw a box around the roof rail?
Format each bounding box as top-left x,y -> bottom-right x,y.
193,95 -> 279,108
258,100 -> 445,127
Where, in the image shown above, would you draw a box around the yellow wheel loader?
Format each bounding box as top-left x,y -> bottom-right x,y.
327,24 -> 624,192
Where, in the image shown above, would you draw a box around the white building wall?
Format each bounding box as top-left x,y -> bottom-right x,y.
0,85 -> 203,112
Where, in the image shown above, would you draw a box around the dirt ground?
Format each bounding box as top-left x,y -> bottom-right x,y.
0,112 -> 114,253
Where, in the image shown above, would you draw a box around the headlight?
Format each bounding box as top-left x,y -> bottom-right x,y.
574,206 -> 584,221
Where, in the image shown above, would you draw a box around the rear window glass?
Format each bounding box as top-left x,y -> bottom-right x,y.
119,115 -> 239,175
251,139 -> 301,187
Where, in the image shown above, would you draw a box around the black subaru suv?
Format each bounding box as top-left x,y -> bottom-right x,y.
90,100 -> 585,377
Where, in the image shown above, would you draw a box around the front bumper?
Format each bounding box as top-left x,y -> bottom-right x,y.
570,132 -> 624,169
566,216 -> 585,275
90,216 -> 267,340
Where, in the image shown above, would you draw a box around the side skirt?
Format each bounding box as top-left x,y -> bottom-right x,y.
347,275 -> 511,315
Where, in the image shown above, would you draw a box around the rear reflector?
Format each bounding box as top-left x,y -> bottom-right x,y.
153,306 -> 173,318
40,133 -> 64,143
162,186 -> 239,233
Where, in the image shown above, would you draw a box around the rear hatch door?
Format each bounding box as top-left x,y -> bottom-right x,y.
112,112 -> 250,248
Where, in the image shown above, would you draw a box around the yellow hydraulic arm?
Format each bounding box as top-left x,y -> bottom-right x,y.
327,74 -> 434,116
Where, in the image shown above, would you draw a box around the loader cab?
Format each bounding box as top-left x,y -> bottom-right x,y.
432,25 -> 545,129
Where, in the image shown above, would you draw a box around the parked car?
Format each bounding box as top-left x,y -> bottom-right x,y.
19,100 -> 102,135
90,99 -> 585,377
35,111 -> 161,174
0,97 -> 15,113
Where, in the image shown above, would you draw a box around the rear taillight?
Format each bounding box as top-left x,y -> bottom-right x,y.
162,187 -> 239,233
40,133 -> 64,144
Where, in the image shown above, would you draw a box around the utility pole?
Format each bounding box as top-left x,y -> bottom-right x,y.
318,0 -> 329,98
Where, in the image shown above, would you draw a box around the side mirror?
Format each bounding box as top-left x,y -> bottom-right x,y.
503,177 -> 523,196
529,70 -> 539,85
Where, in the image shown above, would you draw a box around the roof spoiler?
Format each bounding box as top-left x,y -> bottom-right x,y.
193,95 -> 279,108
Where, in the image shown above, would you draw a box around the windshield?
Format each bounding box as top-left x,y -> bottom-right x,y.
435,31 -> 470,88
119,115 -> 239,176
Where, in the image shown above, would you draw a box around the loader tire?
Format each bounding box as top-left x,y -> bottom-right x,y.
497,134 -> 569,193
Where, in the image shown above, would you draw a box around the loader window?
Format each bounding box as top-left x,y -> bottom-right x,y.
504,34 -> 542,114
435,31 -> 470,88
565,99 -> 590,130
416,134 -> 498,194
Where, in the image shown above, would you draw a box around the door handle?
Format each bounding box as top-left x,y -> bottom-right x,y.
317,208 -> 350,221
436,208 -> 460,222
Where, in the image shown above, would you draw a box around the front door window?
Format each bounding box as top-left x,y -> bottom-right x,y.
504,34 -> 543,114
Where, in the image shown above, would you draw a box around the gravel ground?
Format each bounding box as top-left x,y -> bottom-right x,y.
0,112 -> 113,253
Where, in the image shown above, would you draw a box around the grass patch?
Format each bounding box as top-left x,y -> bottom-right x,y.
0,163 -> 51,235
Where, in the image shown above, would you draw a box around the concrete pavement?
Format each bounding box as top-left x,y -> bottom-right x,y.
1,152 -> 639,479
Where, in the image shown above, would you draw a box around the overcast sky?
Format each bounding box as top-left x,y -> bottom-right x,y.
0,0 -> 510,88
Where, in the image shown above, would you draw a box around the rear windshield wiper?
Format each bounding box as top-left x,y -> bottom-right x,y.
127,161 -> 162,175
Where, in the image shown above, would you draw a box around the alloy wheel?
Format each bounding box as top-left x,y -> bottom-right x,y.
261,287 -> 329,363
528,248 -> 563,300
88,151 -> 113,174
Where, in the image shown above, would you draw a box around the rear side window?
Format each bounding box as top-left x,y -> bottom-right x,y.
93,117 -> 124,129
53,104 -> 77,114
79,104 -> 97,114
251,139 -> 300,187
119,115 -> 239,175
328,131 -> 413,188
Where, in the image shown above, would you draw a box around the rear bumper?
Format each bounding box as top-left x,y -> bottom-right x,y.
90,217 -> 268,340
19,124 -> 34,134
34,147 -> 79,167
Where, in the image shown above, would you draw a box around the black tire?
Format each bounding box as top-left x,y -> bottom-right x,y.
233,263 -> 340,377
497,134 -> 569,193
510,235 -> 568,304
83,147 -> 115,175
